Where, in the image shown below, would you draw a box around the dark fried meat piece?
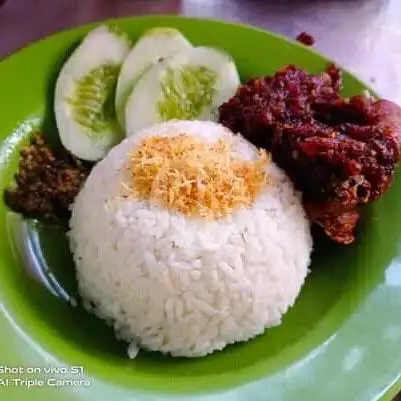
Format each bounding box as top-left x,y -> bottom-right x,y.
296,32 -> 316,46
219,65 -> 401,244
219,64 -> 342,149
4,133 -> 91,221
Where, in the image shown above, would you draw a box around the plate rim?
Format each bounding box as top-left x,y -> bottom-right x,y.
0,14 -> 399,401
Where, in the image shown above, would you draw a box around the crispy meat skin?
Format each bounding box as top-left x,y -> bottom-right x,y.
219,65 -> 401,244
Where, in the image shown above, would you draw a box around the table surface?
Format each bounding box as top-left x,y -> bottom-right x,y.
1,0 -> 401,104
0,0 -> 401,400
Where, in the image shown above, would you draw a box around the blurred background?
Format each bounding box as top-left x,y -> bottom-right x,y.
0,0 -> 400,400
1,0 -> 401,105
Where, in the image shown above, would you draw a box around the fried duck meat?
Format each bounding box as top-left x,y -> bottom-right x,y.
219,64 -> 401,244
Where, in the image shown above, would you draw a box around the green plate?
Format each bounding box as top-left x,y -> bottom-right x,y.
0,15 -> 401,401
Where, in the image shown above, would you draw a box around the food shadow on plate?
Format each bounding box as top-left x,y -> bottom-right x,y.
4,160 -> 400,381
139,209 -> 388,372
6,212 -> 127,359
4,207 -> 353,369
6,173 -> 395,364
3,22 -> 400,373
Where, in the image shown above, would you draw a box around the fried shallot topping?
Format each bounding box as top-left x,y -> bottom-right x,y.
127,134 -> 269,219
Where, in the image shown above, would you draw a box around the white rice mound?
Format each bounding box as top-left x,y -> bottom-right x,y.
69,120 -> 313,358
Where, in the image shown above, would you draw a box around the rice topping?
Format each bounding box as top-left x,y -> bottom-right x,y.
127,134 -> 270,219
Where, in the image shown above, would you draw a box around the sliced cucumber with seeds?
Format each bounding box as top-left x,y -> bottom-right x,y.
115,27 -> 192,129
54,25 -> 131,161
125,46 -> 240,136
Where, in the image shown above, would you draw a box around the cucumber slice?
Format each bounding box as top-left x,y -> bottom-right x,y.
115,27 -> 192,129
125,46 -> 240,136
54,25 -> 131,161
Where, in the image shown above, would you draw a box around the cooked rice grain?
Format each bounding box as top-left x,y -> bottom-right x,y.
69,120 -> 312,357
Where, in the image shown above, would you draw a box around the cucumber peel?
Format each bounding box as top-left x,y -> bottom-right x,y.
54,25 -> 131,161
125,46 -> 240,136
115,27 -> 192,129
